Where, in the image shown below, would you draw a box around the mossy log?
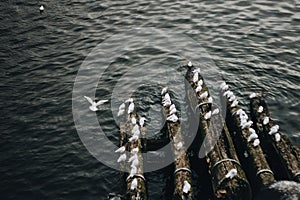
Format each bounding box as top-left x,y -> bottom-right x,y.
250,96 -> 300,182
185,65 -> 251,200
161,93 -> 193,200
119,100 -> 147,200
221,93 -> 275,191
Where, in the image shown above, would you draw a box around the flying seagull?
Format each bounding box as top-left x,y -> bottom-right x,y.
84,96 -> 108,111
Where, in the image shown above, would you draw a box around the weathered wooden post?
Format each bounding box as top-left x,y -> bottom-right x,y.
220,87 -> 276,192
185,64 -> 251,200
250,95 -> 300,182
117,99 -> 147,199
161,88 -> 193,200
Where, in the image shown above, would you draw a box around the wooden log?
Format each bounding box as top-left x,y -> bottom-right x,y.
118,99 -> 147,199
161,90 -> 193,200
220,89 -> 276,192
250,95 -> 300,182
185,65 -> 251,200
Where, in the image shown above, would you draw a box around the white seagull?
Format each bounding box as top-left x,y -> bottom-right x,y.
258,106 -> 264,113
225,169 -> 238,179
247,133 -> 258,142
249,93 -> 257,99
176,142 -> 183,150
117,103 -> 125,117
231,99 -> 239,107
170,104 -> 176,111
229,95 -> 236,102
199,91 -> 208,100
221,84 -> 229,91
115,146 -> 126,153
129,166 -> 137,177
193,72 -> 199,83
253,138 -> 260,147
117,153 -> 126,163
212,108 -> 219,115
131,147 -> 139,154
128,154 -> 138,163
130,178 -> 138,190
269,125 -> 279,135
204,111 -> 212,120
139,117 -> 146,127
131,158 -> 139,168
241,121 -> 253,129
197,79 -> 203,86
207,96 -> 213,103
129,135 -> 139,142
275,133 -> 281,142
125,98 -> 133,103
84,96 -> 108,111
249,128 -> 256,135
161,87 -> 168,95
188,61 -> 193,67
169,107 -> 177,115
167,114 -> 179,123
263,117 -> 270,125
131,117 -> 137,125
183,181 -> 191,194
195,85 -> 202,93
39,5 -> 44,14
128,102 -> 135,114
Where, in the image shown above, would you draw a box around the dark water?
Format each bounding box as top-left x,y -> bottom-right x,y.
1,0 -> 300,199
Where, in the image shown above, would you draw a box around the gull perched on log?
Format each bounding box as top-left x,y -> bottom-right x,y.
131,117 -> 137,125
195,85 -> 202,93
129,166 -> 137,178
131,147 -> 139,154
275,133 -> 281,142
161,87 -> 168,95
204,111 -> 212,120
258,106 -> 264,113
188,61 -> 193,67
269,125 -> 279,135
169,107 -> 177,115
117,153 -> 126,163
176,142 -> 183,150
249,93 -> 257,99
128,154 -> 138,163
197,80 -> 203,86
128,102 -> 135,114
253,139 -> 260,147
167,114 -> 179,122
193,72 -> 199,83
117,103 -> 125,116
183,181 -> 191,194
199,91 -> 208,100
139,117 -> 146,127
115,146 -> 126,153
131,158 -> 139,168
231,99 -> 239,107
212,108 -> 219,115
220,82 -> 229,91
225,169 -> 238,179
130,178 -> 138,190
263,117 -> 270,125
84,96 -> 108,111
241,121 -> 253,129
247,133 -> 258,142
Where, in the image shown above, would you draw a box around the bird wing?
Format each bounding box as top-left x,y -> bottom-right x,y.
96,99 -> 108,106
84,96 -> 94,105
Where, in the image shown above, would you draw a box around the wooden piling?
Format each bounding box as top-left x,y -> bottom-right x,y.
161,92 -> 193,200
250,95 -> 300,182
221,92 -> 276,191
185,66 -> 251,200
118,100 -> 147,199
